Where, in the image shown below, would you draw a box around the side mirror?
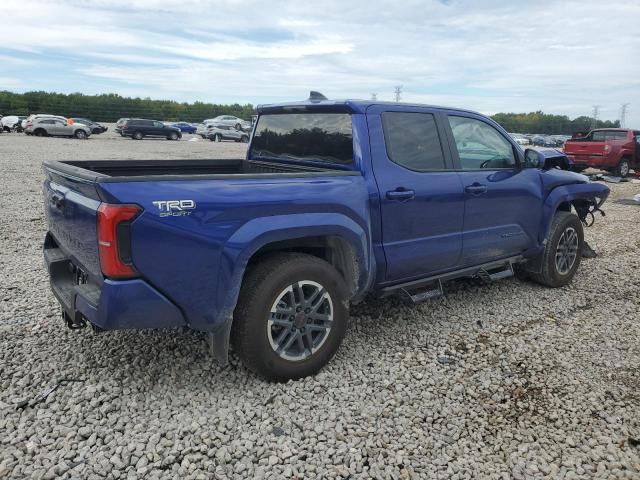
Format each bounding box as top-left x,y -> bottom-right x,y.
524,148 -> 545,169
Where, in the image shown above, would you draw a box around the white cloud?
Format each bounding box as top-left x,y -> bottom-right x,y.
1,0 -> 639,125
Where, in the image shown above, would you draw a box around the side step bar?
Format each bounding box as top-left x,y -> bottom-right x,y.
401,279 -> 444,304
381,255 -> 522,304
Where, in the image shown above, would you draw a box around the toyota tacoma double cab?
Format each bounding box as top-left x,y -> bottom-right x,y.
42,93 -> 609,381
564,128 -> 640,177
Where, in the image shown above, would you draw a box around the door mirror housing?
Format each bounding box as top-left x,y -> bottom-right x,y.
523,148 -> 571,170
524,148 -> 545,169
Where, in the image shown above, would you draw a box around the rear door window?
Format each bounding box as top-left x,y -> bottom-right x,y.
381,112 -> 447,171
592,131 -> 606,141
251,113 -> 353,164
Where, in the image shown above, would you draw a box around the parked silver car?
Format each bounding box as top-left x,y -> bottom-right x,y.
205,115 -> 251,131
206,124 -> 249,143
25,116 -> 91,139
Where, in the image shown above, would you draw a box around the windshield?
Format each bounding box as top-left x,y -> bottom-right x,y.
250,113 -> 353,165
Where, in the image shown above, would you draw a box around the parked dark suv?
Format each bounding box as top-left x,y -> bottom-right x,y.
121,119 -> 182,140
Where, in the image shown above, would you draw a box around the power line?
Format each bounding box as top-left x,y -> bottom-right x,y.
393,85 -> 403,103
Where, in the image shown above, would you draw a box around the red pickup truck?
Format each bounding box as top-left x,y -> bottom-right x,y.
564,128 -> 640,177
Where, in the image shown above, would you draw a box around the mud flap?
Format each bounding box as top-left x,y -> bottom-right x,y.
207,317 -> 233,366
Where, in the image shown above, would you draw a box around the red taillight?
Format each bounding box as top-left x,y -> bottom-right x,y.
122,122 -> 128,129
97,203 -> 141,278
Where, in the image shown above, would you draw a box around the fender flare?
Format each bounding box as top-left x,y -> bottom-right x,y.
539,182 -> 609,244
207,213 -> 374,364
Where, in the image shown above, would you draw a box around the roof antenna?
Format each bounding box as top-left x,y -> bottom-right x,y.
308,91 -> 328,102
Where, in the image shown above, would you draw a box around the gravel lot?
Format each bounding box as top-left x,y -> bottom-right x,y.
0,129 -> 639,480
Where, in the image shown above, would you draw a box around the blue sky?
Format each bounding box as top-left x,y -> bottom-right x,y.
1,0 -> 639,125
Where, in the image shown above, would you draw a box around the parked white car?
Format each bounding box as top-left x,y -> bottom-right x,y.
25,116 -> 91,139
509,133 -> 531,146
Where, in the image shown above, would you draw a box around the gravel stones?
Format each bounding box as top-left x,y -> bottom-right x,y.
0,131 -> 639,478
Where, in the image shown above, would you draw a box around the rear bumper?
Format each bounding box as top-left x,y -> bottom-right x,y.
45,244 -> 186,330
566,155 -> 612,169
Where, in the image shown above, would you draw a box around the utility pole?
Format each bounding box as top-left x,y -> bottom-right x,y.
393,85 -> 403,103
370,93 -> 377,101
590,105 -> 601,130
620,103 -> 629,128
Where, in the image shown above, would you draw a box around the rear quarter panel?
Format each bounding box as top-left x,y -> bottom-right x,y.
99,174 -> 373,331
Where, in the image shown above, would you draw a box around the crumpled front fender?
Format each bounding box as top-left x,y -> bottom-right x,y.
540,182 -> 610,243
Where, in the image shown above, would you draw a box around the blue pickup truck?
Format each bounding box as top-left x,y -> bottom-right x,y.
43,93 -> 609,380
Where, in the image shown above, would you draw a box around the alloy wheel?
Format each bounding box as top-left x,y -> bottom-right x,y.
555,227 -> 579,275
267,280 -> 333,361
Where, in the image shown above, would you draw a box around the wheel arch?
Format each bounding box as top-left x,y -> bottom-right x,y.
540,183 -> 610,244
205,213 -> 374,365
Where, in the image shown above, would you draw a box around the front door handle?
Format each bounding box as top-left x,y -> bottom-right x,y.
465,183 -> 487,196
386,188 -> 415,201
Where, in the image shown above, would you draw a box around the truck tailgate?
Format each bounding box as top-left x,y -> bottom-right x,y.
564,141 -> 605,161
43,171 -> 102,279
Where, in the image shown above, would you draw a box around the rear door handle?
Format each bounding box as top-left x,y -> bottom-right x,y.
386,188 -> 415,201
465,184 -> 487,196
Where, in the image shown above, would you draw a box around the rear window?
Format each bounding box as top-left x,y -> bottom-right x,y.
251,113 -> 353,164
606,131 -> 627,140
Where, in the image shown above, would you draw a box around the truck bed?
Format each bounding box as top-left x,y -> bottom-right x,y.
50,158 -> 347,182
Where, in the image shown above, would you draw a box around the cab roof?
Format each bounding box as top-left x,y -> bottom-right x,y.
257,96 -> 481,117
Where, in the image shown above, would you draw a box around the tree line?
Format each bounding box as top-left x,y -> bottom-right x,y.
0,91 -> 255,123
491,111 -> 620,135
0,91 -> 623,133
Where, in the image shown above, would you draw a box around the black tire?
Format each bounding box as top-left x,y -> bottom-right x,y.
611,158 -> 630,178
235,123 -> 241,130
74,129 -> 87,139
529,211 -> 583,288
208,136 -> 215,142
34,129 -> 47,137
3,126 -> 10,133
168,132 -> 179,141
232,253 -> 349,381
132,131 -> 143,140
241,135 -> 249,143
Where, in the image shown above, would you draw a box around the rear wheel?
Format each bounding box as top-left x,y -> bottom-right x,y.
241,135 -> 249,143
611,158 -> 630,178
529,211 -> 583,288
232,253 -> 349,381
74,129 -> 87,139
132,131 -> 143,140
34,129 -> 47,137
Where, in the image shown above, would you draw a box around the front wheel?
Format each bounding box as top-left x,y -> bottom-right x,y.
74,130 -> 87,139
232,253 -> 349,381
529,211 -> 583,288
168,132 -> 179,141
